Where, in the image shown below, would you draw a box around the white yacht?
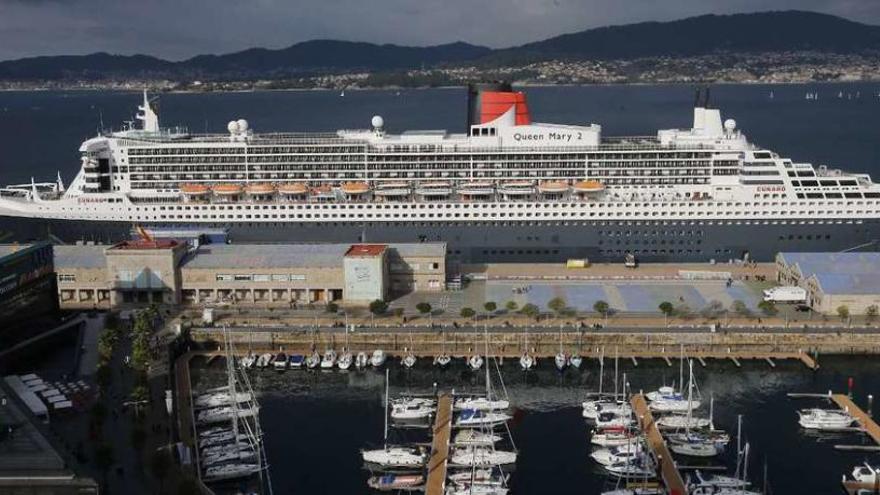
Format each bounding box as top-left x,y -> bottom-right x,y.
797,408 -> 855,430
371,349 -> 387,367
591,443 -> 645,466
194,391 -> 253,409
453,430 -> 503,446
320,349 -> 337,369
455,409 -> 511,428
454,397 -> 510,412
356,351 -> 369,370
362,447 -> 427,469
468,354 -> 484,371
337,349 -> 353,370
449,447 -> 517,467
203,463 -> 261,482
196,404 -> 259,425
391,402 -> 435,421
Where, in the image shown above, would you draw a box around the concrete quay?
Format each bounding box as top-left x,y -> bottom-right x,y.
183,326 -> 880,369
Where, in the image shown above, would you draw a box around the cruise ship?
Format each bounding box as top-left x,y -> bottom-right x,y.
1,83 -> 878,263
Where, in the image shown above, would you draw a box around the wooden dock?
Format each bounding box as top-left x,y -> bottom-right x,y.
631,394 -> 687,495
843,480 -> 880,495
425,394 -> 453,495
832,394 -> 880,444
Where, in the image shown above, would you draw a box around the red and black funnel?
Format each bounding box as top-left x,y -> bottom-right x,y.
467,82 -> 531,129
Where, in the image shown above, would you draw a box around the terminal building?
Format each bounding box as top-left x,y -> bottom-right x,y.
49,241 -> 446,310
776,252 -> 880,314
0,243 -> 59,349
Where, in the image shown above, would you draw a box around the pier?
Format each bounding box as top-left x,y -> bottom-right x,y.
425,393 -> 453,495
192,326 -> 824,370
631,394 -> 686,495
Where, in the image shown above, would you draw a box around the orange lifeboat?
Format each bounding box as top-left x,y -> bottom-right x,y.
573,180 -> 605,194
278,183 -> 308,195
179,183 -> 210,196
341,182 -> 370,195
245,183 -> 276,195
538,181 -> 569,194
212,183 -> 243,196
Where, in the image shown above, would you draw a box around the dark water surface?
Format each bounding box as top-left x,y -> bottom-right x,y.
1,83 -> 880,186
193,355 -> 880,495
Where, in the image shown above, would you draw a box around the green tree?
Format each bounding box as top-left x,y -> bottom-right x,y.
368,299 -> 388,315
866,305 -> 879,321
460,307 -> 476,319
837,305 -> 850,322
505,300 -> 519,313
593,300 -> 610,317
658,301 -> 674,316
416,302 -> 432,315
731,300 -> 751,317
483,301 -> 497,314
520,303 -> 540,321
547,297 -> 567,315
95,363 -> 112,389
757,300 -> 778,316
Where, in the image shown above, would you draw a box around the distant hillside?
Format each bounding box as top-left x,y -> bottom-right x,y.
1,11 -> 880,81
494,11 -> 880,62
0,40 -> 491,81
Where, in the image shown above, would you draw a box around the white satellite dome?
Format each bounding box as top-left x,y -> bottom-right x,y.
237,119 -> 249,132
371,115 -> 384,129
227,120 -> 240,133
724,119 -> 737,132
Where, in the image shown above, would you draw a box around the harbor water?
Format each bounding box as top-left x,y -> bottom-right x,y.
191,354 -> 880,494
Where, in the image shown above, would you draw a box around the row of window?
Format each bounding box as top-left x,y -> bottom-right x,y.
215,273 -> 307,282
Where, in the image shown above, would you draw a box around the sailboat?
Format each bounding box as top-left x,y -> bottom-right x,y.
320,348 -> 337,369
666,363 -> 728,457
337,347 -> 353,371
554,324 -> 567,371
689,442 -> 761,495
583,348 -> 631,420
305,350 -> 321,370
361,369 -> 428,469
355,351 -> 369,370
650,347 -> 700,413
468,326 -> 484,371
519,327 -> 535,371
455,328 -> 510,412
402,331 -> 417,368
435,333 -> 452,368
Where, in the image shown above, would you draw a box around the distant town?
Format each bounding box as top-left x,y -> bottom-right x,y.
3,51 -> 880,92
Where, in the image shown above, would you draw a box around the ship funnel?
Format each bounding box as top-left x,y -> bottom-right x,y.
466,82 -> 531,130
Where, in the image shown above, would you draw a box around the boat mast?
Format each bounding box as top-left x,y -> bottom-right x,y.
613,346 -> 619,402
598,347 -> 605,396
384,368 -> 389,449
484,322 -> 491,399
685,359 -> 694,435
678,344 -> 684,393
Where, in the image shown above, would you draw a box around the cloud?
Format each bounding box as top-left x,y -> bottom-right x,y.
0,0 -> 879,61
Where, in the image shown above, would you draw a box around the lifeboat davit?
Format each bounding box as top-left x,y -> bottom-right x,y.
245,183 -> 276,195
458,181 -> 495,196
537,181 -> 570,194
573,180 -> 606,194
415,181 -> 452,197
341,182 -> 370,195
179,183 -> 210,196
277,183 -> 308,195
212,183 -> 243,196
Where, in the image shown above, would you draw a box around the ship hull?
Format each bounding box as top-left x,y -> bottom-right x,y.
1,216 -> 876,264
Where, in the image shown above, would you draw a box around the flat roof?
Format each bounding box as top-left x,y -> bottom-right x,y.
345,244 -> 387,257
0,381 -> 66,475
183,243 -> 351,269
779,252 -> 880,295
53,245 -> 106,269
111,239 -> 179,250
388,242 -> 447,258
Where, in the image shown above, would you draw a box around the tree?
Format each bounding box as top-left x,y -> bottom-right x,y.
325,302 -> 339,313
150,449 -> 171,491
416,302 -> 433,316
520,303 -> 540,321
483,301 -> 497,314
547,297 -> 567,315
731,300 -> 751,317
95,363 -> 112,389
505,300 -> 519,313
368,299 -> 388,315
658,301 -> 674,316
867,305 -> 879,321
837,305 -> 850,322
593,300 -> 610,316
460,307 -> 476,319
757,300 -> 778,316
700,300 -> 725,319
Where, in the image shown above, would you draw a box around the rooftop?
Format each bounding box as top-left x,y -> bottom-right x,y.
345,244 -> 387,257
388,242 -> 447,258
53,245 -> 107,269
183,243 -> 351,269
779,252 -> 880,295
111,239 -> 179,250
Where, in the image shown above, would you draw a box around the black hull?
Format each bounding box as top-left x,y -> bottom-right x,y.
2,216 -> 877,264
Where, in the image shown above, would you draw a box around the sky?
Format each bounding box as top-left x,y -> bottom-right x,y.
1,0 -> 880,62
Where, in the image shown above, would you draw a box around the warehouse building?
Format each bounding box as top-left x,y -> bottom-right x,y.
776,252 -> 880,314
50,241 -> 446,309
0,243 -> 59,349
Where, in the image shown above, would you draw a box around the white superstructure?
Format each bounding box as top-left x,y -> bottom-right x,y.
2,85 -> 879,263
